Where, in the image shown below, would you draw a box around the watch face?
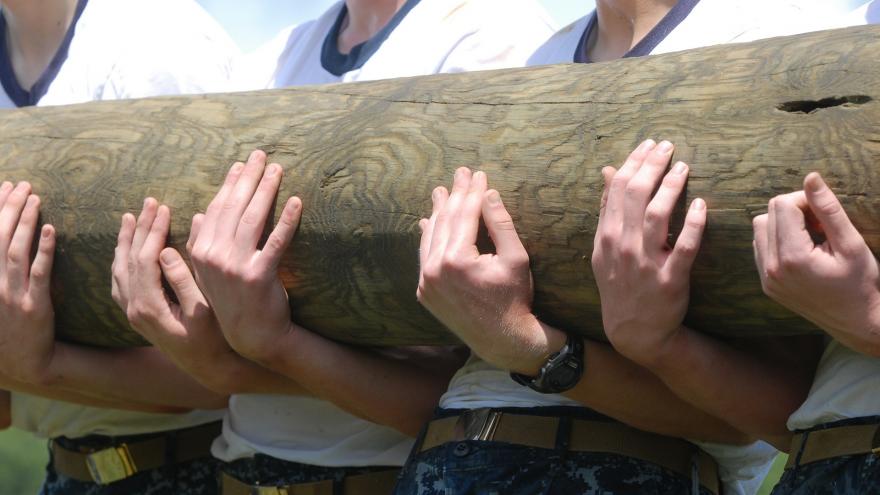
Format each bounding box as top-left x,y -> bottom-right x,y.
548,361 -> 581,390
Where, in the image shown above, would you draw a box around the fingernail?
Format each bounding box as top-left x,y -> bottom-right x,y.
267,164 -> 279,177
231,162 -> 244,173
488,190 -> 501,205
432,188 -> 440,201
657,140 -> 674,153
42,226 -> 51,238
674,161 -> 688,174
143,198 -> 149,208
474,171 -> 485,181
641,139 -> 656,151
806,173 -> 823,192
160,250 -> 174,264
692,198 -> 706,210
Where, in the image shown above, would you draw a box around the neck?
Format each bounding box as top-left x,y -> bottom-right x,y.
589,0 -> 678,62
338,0 -> 407,54
3,0 -> 79,90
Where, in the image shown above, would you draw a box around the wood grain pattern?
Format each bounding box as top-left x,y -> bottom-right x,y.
1,25 -> 879,347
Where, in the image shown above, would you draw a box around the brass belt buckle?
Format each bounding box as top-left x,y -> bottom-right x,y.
454,408 -> 502,441
86,444 -> 137,485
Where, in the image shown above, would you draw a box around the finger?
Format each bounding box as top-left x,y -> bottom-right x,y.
447,170 -> 487,256
605,140 -> 656,229
160,247 -> 209,317
622,140 -> 675,246
429,168 -> 472,258
773,191 -> 813,269
112,213 -> 136,307
421,187 -> 447,262
752,214 -> 769,287
0,182 -> 33,264
643,161 -> 689,252
186,214 -> 204,256
483,189 -> 528,265
140,205 -> 171,270
213,150 -> 268,244
133,205 -> 171,305
7,195 -> 41,294
194,161 -> 245,252
418,218 -> 431,271
0,181 -> 13,211
130,198 -> 159,264
29,224 -> 55,294
257,196 -> 302,273
803,172 -> 863,255
235,162 -> 283,253
597,166 -> 616,225
668,198 -> 707,276
766,198 -> 779,277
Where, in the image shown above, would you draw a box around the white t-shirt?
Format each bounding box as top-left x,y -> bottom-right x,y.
445,1 -> 856,493
215,0 -> 556,468
2,0 -> 235,438
787,339 -> 880,430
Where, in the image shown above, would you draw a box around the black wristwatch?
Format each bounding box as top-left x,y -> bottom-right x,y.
510,333 -> 584,394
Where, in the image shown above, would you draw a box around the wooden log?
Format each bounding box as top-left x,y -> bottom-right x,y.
1,25 -> 879,347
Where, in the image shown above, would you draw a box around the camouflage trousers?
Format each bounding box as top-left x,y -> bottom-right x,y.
772,417 -> 880,495
40,450 -> 221,495
222,454 -> 397,488
393,407 -> 711,495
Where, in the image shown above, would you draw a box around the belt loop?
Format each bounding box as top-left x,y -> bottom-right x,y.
333,477 -> 344,495
554,416 -> 572,452
165,429 -> 180,467
792,431 -> 810,470
872,425 -> 880,456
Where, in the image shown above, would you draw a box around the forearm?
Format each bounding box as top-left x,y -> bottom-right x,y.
563,339 -> 752,445
0,375 -> 185,414
259,325 -> 462,437
42,344 -> 228,410
647,331 -> 821,450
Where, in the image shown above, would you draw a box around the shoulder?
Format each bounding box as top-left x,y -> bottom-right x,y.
76,0 -> 238,95
416,0 -> 558,71
526,15 -> 590,67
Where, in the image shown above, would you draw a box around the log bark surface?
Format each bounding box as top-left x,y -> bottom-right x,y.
2,26 -> 879,347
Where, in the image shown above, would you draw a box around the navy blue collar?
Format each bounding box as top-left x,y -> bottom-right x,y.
575,0 -> 700,63
0,0 -> 88,107
321,0 -> 421,77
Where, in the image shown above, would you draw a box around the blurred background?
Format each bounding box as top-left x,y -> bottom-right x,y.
0,0 -> 872,493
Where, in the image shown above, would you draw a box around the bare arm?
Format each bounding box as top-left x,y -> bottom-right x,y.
0,181 -> 227,411
0,378 -> 186,414
754,173 -> 880,357
187,152 -> 462,437
113,198 -> 307,398
415,164 -> 751,444
591,141 -> 815,450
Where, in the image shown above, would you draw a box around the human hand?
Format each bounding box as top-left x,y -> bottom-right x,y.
753,172 -> 880,356
417,168 -> 564,374
189,150 -> 302,362
112,198 -> 246,393
591,140 -> 707,367
0,181 -> 57,384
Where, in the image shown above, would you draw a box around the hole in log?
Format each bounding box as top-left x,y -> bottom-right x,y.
777,95 -> 872,114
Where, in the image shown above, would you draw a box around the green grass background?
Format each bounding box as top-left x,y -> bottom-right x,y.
0,426 -> 785,494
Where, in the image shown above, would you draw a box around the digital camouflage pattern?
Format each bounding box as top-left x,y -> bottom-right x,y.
771,454 -> 880,495
40,455 -> 221,495
222,454 -> 396,488
393,440 -> 712,495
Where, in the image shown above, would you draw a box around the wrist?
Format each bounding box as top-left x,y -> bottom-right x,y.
490,315 -> 567,375
637,326 -> 692,373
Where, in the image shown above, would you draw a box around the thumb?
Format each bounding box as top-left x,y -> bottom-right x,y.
803,172 -> 861,254
159,247 -> 208,316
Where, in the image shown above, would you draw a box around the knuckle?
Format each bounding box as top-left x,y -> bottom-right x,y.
644,206 -> 664,225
